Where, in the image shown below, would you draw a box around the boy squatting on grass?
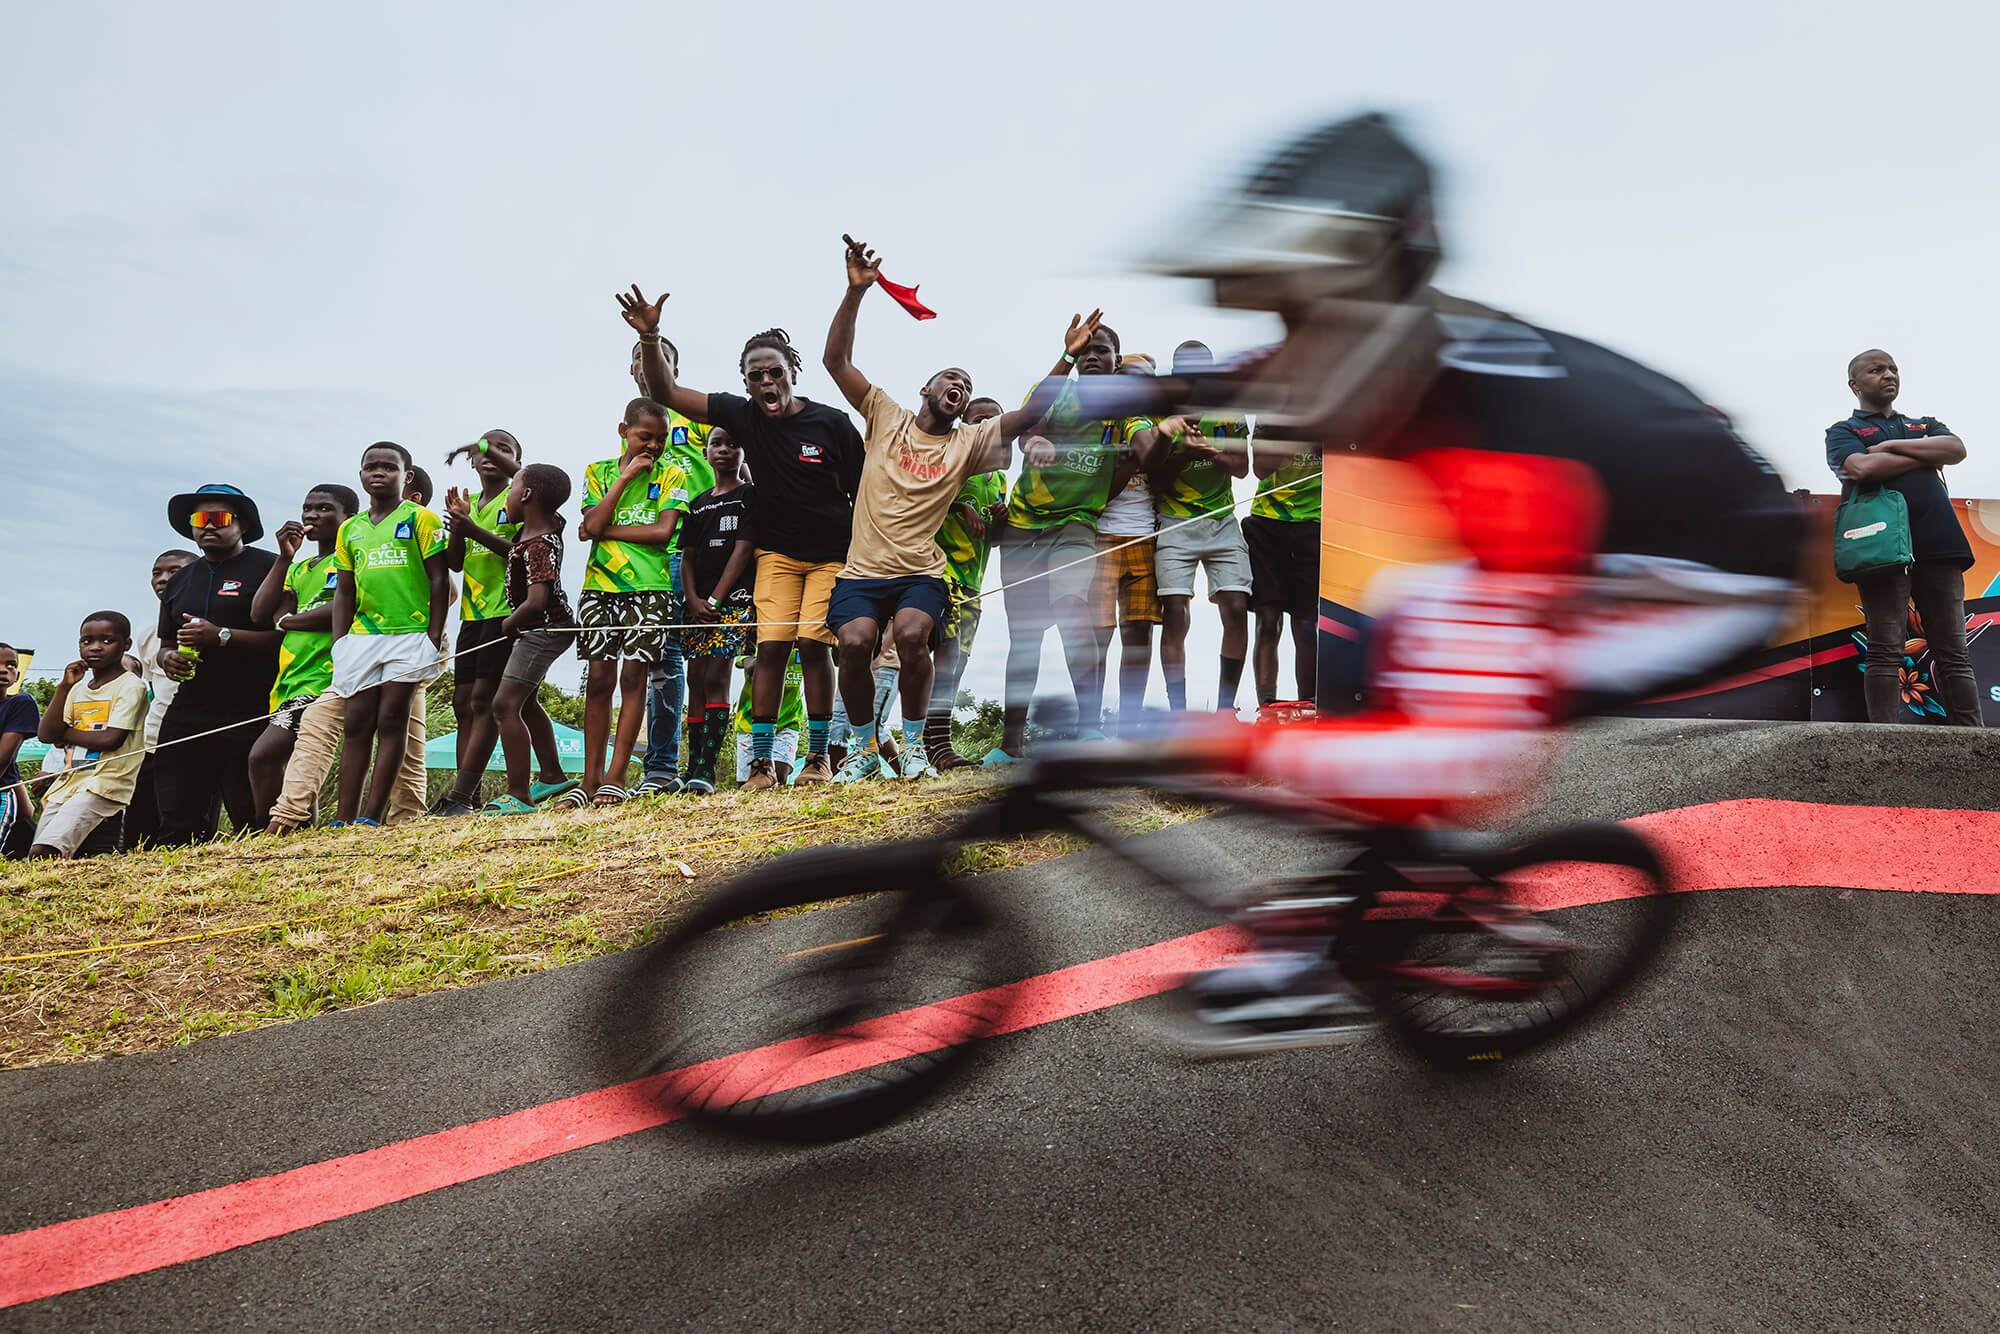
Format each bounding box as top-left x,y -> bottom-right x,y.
29,612 -> 150,859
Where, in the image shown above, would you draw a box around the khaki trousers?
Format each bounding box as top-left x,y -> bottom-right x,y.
269,691 -> 429,827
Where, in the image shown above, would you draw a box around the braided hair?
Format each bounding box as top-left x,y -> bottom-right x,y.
739,327 -> 803,380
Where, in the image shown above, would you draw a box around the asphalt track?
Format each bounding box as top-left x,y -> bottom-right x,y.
3,719 -> 1998,1330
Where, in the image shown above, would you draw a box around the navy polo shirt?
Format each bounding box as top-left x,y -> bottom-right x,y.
1825,410 -> 1971,569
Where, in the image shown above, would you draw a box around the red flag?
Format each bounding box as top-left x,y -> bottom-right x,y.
876,272 -> 937,321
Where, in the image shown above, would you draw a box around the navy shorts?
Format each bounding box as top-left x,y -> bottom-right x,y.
827,574 -> 950,637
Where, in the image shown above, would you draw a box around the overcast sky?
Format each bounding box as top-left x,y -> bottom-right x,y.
5,1 -> 1996,709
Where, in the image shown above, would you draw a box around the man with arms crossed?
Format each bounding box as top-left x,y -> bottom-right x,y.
1827,349 -> 1980,725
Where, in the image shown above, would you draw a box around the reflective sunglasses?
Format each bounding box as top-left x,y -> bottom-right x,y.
189,510 -> 238,530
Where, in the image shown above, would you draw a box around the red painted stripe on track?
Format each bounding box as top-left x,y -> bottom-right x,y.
5,796 -> 1999,1308
0,927 -> 1242,1310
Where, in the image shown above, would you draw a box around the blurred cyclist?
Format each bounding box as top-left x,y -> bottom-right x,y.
1077,113 -> 1803,1053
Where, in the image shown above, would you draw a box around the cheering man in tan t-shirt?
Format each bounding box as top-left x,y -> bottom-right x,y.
821,234 -> 1071,780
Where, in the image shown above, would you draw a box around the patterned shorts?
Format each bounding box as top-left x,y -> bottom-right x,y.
270,694 -> 321,732
682,601 -> 753,658
943,582 -> 984,655
1093,534 -> 1162,628
576,589 -> 677,663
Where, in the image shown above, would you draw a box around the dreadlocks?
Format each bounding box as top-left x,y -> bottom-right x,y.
739,327 -> 804,379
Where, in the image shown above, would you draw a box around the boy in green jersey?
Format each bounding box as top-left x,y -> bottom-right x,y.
925,396 -> 1010,768
1244,438 -> 1325,705
634,345 -> 715,797
330,441 -> 449,826
572,398 -> 690,805
247,482 -> 357,817
993,317 -> 1157,759
432,430 -> 577,813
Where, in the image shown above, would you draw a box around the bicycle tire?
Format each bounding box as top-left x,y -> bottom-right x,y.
603,839 -> 1023,1144
1344,822 -> 1678,1068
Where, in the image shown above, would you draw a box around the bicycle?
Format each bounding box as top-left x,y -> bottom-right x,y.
600,724 -> 1679,1145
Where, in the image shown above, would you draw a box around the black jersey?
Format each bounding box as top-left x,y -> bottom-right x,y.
1383,314 -> 1801,581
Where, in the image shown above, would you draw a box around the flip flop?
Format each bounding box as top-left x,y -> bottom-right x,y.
591,785 -> 630,807
530,778 -> 580,804
552,789 -> 591,811
481,795 -> 538,815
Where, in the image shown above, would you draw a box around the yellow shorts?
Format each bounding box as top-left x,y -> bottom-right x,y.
1093,534 -> 1161,628
753,550 -> 839,645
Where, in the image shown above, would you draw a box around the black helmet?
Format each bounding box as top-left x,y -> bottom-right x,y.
1144,112 -> 1441,308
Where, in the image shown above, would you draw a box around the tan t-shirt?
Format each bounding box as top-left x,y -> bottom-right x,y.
841,384 -> 1005,580
45,670 -> 150,807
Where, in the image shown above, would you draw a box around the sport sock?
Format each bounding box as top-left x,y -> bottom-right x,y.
750,719 -> 776,762
1165,669 -> 1188,711
1218,655 -> 1245,711
806,715 -> 831,757
901,719 -> 925,757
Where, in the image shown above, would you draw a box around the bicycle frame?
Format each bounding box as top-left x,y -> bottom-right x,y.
937,756 -> 1576,1005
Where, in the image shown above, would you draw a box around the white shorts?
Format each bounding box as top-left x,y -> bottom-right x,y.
331,633 -> 442,696
33,789 -> 125,858
1154,515 -> 1253,600
734,731 -> 800,784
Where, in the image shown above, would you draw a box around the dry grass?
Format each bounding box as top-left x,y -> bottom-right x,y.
0,772 -> 1206,1068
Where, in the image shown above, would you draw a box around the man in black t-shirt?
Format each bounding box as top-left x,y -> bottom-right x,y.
1826,349 -> 1981,725
619,286 -> 865,789
153,483 -> 282,842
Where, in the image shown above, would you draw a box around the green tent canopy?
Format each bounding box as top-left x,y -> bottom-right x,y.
424,721 -> 598,774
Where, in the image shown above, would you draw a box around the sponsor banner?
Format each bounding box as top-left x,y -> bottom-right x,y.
1314,455 -> 2000,723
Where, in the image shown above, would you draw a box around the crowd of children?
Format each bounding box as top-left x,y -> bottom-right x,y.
0,236 -> 1323,856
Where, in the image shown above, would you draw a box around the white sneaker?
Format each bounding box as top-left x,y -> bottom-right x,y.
899,746 -> 939,780
832,747 -> 889,783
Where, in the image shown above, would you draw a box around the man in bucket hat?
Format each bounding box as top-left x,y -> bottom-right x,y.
151,484 -> 281,843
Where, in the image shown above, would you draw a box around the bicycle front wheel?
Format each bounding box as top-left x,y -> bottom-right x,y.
1344,822 -> 1678,1068
603,840 -> 1023,1143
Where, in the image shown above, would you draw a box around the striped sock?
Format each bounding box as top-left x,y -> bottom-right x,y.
806,716 -> 831,757
750,719 -> 775,762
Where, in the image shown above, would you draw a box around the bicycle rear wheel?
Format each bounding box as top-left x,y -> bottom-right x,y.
604,840 -> 1023,1143
1342,822 -> 1677,1068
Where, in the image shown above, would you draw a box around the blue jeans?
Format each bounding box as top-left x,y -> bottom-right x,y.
643,551 -> 686,779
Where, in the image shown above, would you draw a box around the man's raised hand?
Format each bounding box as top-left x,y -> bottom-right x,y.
274,520 -> 305,561
617,284 -> 669,336
842,234 -> 881,291
1064,309 -> 1105,359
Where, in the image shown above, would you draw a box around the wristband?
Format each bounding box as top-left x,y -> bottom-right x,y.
638,333 -> 663,345
1062,352 -> 1078,365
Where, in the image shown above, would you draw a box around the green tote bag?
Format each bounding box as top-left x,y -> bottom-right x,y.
1832,483 -> 1912,583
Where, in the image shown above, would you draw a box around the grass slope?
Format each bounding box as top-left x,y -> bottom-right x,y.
0,772 -> 1202,1067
